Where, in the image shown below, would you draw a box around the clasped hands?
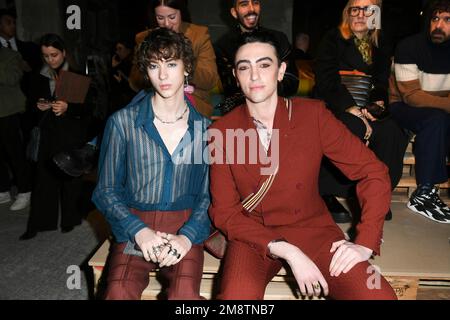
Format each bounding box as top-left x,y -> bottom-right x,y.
37,99 -> 68,117
269,239 -> 373,298
346,101 -> 384,144
135,228 -> 192,267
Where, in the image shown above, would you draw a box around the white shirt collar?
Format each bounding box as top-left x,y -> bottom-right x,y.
0,36 -> 18,51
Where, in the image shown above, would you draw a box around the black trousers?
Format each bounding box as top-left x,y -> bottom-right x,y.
25,116 -> 85,232
319,112 -> 409,197
26,159 -> 83,232
0,114 -> 32,193
390,102 -> 450,186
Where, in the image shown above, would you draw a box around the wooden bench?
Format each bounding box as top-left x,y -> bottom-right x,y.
89,205 -> 450,301
87,240 -> 423,300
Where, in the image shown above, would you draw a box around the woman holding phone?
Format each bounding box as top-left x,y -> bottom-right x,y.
20,33 -> 91,240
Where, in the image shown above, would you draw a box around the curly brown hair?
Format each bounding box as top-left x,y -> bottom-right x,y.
136,28 -> 195,87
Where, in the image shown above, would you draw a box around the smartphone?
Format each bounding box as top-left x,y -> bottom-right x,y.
38,98 -> 52,104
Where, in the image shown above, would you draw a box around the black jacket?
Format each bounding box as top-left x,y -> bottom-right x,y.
215,25 -> 299,98
28,65 -> 90,159
314,28 -> 391,114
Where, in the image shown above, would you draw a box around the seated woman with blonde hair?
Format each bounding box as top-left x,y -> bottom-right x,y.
314,0 -> 409,222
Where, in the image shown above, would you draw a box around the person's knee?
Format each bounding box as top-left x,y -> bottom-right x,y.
328,264 -> 398,300
372,118 -> 408,143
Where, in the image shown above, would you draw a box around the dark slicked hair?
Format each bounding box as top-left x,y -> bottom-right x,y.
136,28 -> 195,86
234,31 -> 282,66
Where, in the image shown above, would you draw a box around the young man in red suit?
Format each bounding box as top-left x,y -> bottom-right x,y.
208,31 -> 397,300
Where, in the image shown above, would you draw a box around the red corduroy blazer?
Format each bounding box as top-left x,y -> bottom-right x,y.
208,97 -> 391,260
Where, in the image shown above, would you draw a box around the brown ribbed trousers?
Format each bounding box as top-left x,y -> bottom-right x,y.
104,209 -> 204,300
218,240 -> 397,300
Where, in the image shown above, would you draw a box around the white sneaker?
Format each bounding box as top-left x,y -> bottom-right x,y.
0,192 -> 11,204
10,192 -> 31,211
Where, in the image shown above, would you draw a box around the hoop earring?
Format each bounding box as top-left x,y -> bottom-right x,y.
184,74 -> 189,87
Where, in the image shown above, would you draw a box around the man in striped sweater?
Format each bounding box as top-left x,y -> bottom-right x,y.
389,0 -> 450,224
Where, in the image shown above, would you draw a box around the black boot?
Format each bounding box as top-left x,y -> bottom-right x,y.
61,226 -> 74,233
385,209 -> 392,221
19,230 -> 37,240
53,144 -> 97,177
322,195 -> 352,223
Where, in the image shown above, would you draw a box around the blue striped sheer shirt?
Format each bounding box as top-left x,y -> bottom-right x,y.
92,91 -> 211,244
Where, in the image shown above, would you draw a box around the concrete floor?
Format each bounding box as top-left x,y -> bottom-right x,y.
339,193 -> 450,300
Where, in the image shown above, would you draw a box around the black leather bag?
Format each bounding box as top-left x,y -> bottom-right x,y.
340,72 -> 390,121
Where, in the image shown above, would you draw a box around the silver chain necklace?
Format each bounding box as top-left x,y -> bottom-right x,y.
153,103 -> 188,124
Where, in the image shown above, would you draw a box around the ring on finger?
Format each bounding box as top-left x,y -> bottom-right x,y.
152,246 -> 161,256
312,283 -> 321,290
169,248 -> 181,259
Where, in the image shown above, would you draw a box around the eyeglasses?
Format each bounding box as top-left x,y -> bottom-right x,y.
348,6 -> 375,17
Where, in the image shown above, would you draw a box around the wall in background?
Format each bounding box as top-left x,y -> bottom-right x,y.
188,0 -> 294,44
14,0 -> 64,42
8,0 -> 426,68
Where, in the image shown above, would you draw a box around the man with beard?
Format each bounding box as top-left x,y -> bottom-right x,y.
215,0 -> 299,114
389,0 -> 450,224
